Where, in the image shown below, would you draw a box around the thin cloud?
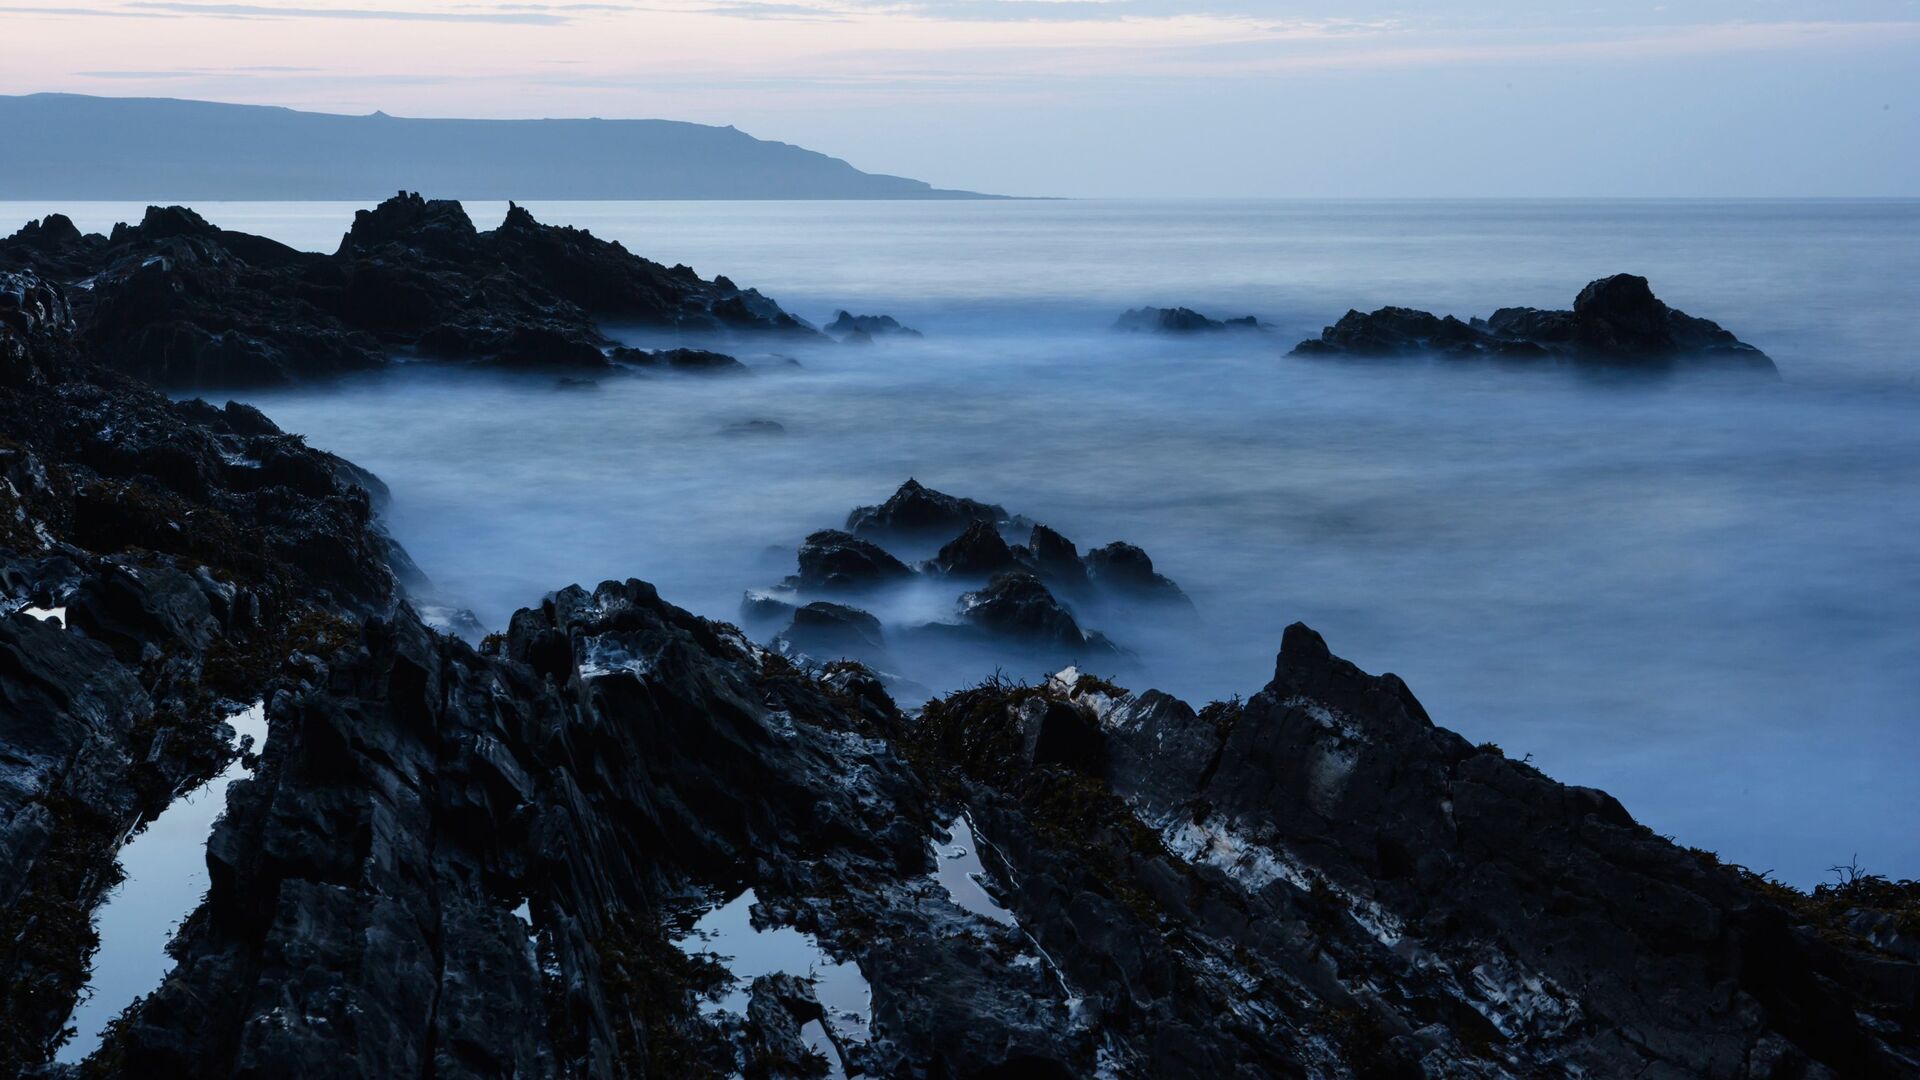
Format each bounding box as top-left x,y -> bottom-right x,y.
123,2 -> 574,23
0,4 -> 176,15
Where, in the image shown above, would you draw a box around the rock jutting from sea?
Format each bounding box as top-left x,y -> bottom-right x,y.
1290,273 -> 1777,372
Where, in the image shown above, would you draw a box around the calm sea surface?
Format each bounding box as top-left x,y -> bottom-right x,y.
14,198 -> 1917,890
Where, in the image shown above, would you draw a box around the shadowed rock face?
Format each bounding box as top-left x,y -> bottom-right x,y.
957,570 -> 1119,658
0,278 -> 414,1072
1291,274 -> 1775,372
775,600 -> 887,664
826,310 -> 922,341
0,193 -> 812,388
792,529 -> 915,591
929,519 -> 1020,578
845,478 -> 1009,541
1115,306 -> 1261,333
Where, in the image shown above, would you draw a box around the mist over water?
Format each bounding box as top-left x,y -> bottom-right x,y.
22,198 -> 1913,887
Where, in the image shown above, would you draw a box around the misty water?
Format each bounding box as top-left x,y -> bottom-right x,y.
14,198 -> 1915,888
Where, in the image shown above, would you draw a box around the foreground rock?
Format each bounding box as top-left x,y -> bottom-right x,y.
0,194 -> 812,387
1115,306 -> 1261,333
0,274 -> 410,1071
1291,274 -> 1776,372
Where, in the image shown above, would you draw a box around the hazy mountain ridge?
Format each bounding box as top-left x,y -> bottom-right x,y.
0,93 -> 999,201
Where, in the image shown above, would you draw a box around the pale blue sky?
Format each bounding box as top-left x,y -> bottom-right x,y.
2,0 -> 1915,196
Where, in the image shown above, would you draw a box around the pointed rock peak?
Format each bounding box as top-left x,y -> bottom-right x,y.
5,213 -> 83,247
1278,622 -> 1331,666
137,204 -> 215,239
346,191 -> 477,251
501,201 -> 540,230
1573,273 -> 1660,317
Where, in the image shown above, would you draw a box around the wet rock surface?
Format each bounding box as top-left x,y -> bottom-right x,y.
0,194 -> 811,388
1291,274 -> 1776,371
0,276 -> 407,1072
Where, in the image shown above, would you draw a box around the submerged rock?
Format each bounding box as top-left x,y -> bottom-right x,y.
1290,273 -> 1775,371
611,345 -> 749,374
719,418 -> 786,436
1115,305 -> 1261,333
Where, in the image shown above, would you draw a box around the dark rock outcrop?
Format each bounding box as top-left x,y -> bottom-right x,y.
610,346 -> 749,374
825,311 -> 921,341
775,600 -> 887,664
927,519 -> 1019,578
1291,274 -> 1775,371
845,479 -> 1009,542
791,529 -> 914,591
1023,524 -> 1092,594
1085,540 -> 1189,605
1115,306 -> 1261,333
957,570 -> 1114,654
0,276 -> 414,1072
0,193 -> 812,387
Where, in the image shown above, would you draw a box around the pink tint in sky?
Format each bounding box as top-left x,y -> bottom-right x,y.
2,1 -> 1915,196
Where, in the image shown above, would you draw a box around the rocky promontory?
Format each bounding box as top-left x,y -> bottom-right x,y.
0,194 -> 811,388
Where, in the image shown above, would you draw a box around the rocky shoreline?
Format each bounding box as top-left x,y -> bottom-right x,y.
2,201 -> 1914,1078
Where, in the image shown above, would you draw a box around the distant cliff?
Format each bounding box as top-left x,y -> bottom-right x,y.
0,93 -> 999,200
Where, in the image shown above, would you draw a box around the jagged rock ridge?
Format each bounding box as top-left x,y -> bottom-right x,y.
0,194 -> 813,388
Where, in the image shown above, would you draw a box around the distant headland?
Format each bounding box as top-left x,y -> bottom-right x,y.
0,93 -> 1003,201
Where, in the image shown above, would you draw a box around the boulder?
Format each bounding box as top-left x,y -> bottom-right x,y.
1085,541 -> 1188,604
1024,524 -> 1091,593
928,520 -> 1019,578
776,601 -> 887,664
845,479 -> 1007,541
958,570 -> 1103,651
793,529 -> 914,591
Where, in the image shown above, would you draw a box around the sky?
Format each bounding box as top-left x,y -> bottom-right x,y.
1,1 -> 1916,197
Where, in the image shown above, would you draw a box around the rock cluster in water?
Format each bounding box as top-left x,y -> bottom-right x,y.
0,194 -> 812,388
1291,274 -> 1776,371
1,203 -> 1913,1078
826,310 -> 922,343
1115,306 -> 1263,333
748,479 -> 1193,681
